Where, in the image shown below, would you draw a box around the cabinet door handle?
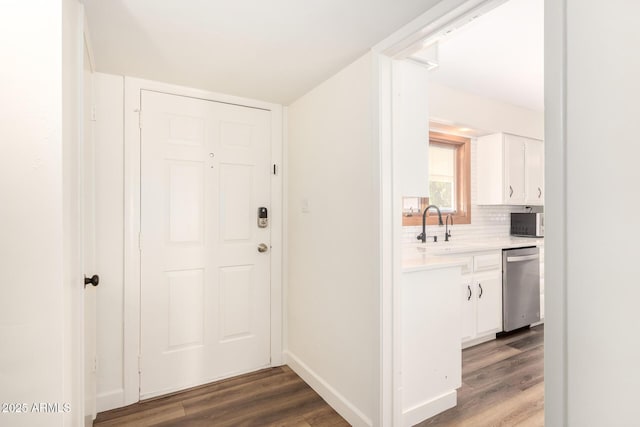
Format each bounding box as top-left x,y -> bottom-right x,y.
538,187 -> 542,198
478,283 -> 483,299
467,285 -> 472,301
509,185 -> 513,198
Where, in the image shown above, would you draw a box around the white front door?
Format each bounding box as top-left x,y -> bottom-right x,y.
140,90 -> 272,398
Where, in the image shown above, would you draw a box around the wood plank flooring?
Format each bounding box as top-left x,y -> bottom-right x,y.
94,325 -> 543,427
93,366 -> 349,427
419,324 -> 544,427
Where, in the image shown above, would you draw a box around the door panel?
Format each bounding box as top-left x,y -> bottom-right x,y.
167,161 -> 204,243
167,269 -> 204,349
140,91 -> 271,398
220,266 -> 254,340
220,164 -> 253,241
504,134 -> 526,204
475,272 -> 503,336
461,279 -> 475,342
525,139 -> 544,204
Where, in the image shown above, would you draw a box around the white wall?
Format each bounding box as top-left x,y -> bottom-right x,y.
429,81 -> 544,140
546,1 -> 640,425
401,82 -> 545,244
0,1 -> 83,425
92,73 -> 126,412
286,52 -> 379,427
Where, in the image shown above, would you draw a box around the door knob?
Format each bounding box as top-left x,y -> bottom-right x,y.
84,274 -> 100,288
257,243 -> 269,253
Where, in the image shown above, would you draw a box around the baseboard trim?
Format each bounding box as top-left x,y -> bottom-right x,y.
96,388 -> 125,413
462,333 -> 496,349
283,350 -> 372,427
531,318 -> 545,327
402,389 -> 457,427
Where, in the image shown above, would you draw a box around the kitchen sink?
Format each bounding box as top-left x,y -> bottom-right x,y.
413,242 -> 479,256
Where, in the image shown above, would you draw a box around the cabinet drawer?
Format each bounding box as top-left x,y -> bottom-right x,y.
474,252 -> 501,273
459,257 -> 474,275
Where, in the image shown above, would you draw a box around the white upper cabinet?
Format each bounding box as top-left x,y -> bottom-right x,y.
504,134 -> 526,204
477,132 -> 544,205
392,60 -> 430,198
524,138 -> 544,205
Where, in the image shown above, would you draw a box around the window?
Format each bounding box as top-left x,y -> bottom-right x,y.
403,131 -> 471,226
429,143 -> 457,212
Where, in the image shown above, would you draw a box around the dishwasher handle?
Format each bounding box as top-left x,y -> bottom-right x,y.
506,254 -> 539,263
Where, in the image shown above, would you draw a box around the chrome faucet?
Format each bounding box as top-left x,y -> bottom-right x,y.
417,205 -> 443,243
445,214 -> 453,242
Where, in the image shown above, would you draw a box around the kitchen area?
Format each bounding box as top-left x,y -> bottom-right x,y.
398,135 -> 545,425
392,0 -> 545,425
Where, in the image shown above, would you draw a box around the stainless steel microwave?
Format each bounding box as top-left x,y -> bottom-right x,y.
510,213 -> 544,237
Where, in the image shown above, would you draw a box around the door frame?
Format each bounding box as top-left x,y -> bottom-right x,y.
122,77 -> 284,405
371,0 -> 564,425
82,11 -> 98,425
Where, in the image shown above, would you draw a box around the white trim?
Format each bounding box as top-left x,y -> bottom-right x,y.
284,351 -> 372,427
71,4 -> 87,426
373,0 -> 505,58
82,12 -> 95,73
122,76 -> 284,405
402,390 -> 457,427
543,0 -> 567,425
281,107 -> 289,354
96,389 -> 125,413
269,93 -> 284,367
368,51 -> 384,427
123,76 -> 140,406
462,334 -> 496,349
371,53 -> 397,427
391,61 -> 405,427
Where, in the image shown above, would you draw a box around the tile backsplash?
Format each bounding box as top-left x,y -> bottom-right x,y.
401,138 -> 538,244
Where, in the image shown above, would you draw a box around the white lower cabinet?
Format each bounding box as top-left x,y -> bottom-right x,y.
461,280 -> 476,342
475,271 -> 503,336
460,251 -> 503,346
402,266 -> 462,426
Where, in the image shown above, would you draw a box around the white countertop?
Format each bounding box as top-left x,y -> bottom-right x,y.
402,237 -> 544,272
402,254 -> 471,273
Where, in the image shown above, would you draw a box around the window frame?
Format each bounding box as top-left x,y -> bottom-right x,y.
403,131 -> 471,226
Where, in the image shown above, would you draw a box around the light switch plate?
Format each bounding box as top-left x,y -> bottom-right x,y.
301,198 -> 310,213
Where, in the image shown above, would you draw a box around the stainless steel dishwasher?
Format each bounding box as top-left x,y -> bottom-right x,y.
502,246 -> 540,332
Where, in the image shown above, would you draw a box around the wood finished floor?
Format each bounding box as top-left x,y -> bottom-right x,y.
419,324 -> 544,427
94,325 -> 543,427
93,366 -> 349,427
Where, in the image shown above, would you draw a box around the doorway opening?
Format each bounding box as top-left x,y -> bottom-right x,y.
380,0 -> 545,424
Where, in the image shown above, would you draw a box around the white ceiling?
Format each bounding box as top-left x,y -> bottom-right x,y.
84,0 -> 442,105
426,0 -> 544,112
